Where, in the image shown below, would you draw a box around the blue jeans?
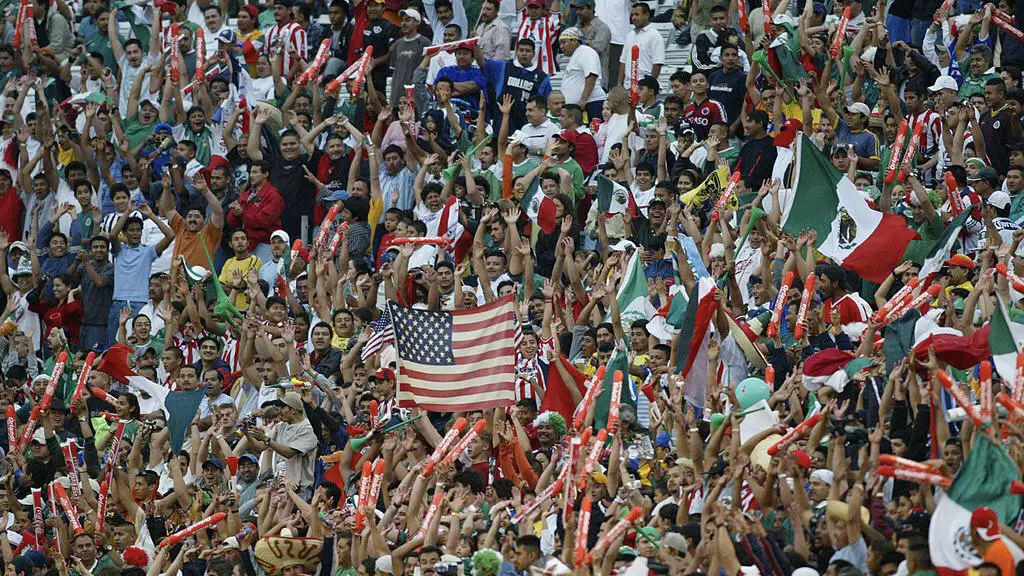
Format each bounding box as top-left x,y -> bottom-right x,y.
958,0 -> 983,15
79,323 -> 108,353
887,14 -> 912,45
911,18 -> 931,48
250,243 -> 274,270
107,299 -> 146,347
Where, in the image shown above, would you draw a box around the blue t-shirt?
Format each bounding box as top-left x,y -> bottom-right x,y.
435,65 -> 487,111
112,243 -> 159,302
836,119 -> 880,159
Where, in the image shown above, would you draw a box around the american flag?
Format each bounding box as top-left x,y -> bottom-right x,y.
361,307 -> 395,362
389,295 -> 520,412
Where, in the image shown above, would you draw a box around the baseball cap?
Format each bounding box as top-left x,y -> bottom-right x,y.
203,458 -> 225,470
9,240 -> 28,253
968,166 -> 999,182
638,75 -> 659,91
928,75 -> 959,92
31,427 -> 46,445
240,4 -> 259,18
375,555 -> 394,574
554,129 -> 578,146
655,431 -> 671,448
270,230 -> 290,244
526,0 -> 544,7
400,7 -> 422,21
560,26 -> 583,41
812,1 -> 826,15
845,102 -> 871,117
971,506 -> 1001,541
272,391 -> 304,411
374,367 -> 396,381
239,453 -> 260,465
988,190 -> 1012,210
571,0 -> 595,7
217,28 -> 236,45
791,449 -> 812,469
139,97 -> 159,110
609,239 -> 636,252
945,253 -> 976,269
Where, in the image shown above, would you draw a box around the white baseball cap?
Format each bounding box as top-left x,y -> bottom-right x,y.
928,75 -> 959,93
399,7 -> 422,21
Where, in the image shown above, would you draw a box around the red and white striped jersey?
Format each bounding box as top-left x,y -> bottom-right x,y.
517,13 -> 560,76
221,336 -> 241,373
264,21 -> 308,74
171,332 -> 206,366
908,108 -> 943,184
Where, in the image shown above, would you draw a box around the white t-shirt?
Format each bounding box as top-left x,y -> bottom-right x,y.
561,44 -> 606,105
595,0 -> 631,44
619,26 -> 666,90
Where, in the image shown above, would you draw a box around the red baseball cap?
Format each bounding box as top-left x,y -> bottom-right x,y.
554,129 -> 578,146
374,368 -> 396,382
944,253 -> 975,270
971,507 -> 1000,541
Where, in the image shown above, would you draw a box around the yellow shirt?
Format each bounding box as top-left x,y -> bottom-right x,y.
219,255 -> 263,311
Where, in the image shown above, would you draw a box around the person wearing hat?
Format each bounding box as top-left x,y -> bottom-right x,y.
929,75 -> 961,111
822,97 -> 880,172
389,8 -> 431,107
475,0 -> 511,61
358,0 -> 400,95
199,457 -> 228,492
236,453 -> 263,520
263,0 -> 308,78
233,4 -> 266,71
558,27 -> 606,121
942,254 -> 976,300
569,0 -> 611,89
244,391 -> 318,493
970,507 -> 1016,576
983,190 -> 1021,244
517,0 -> 561,76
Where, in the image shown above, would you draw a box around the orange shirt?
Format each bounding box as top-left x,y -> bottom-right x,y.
983,538 -> 1016,576
170,213 -> 223,269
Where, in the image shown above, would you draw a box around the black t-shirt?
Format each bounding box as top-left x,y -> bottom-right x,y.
263,136 -> 313,241
737,136 -> 778,190
707,67 -> 746,126
361,18 -> 399,89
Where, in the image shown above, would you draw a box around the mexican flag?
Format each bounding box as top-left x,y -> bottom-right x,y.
672,277 -> 718,409
522,186 -> 557,234
929,436 -> 1023,575
592,349 -> 633,430
59,92 -> 116,110
990,295 -> 1024,384
780,136 -> 919,284
919,211 -> 973,278
596,174 -> 633,216
540,353 -> 588,423
613,249 -> 657,326
801,348 -> 870,394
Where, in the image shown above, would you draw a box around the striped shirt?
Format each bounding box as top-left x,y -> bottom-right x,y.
907,108 -> 943,184
264,21 -> 308,75
517,13 -> 560,76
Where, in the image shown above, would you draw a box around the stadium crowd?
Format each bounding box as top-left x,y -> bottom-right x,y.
5,0 -> 1024,573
